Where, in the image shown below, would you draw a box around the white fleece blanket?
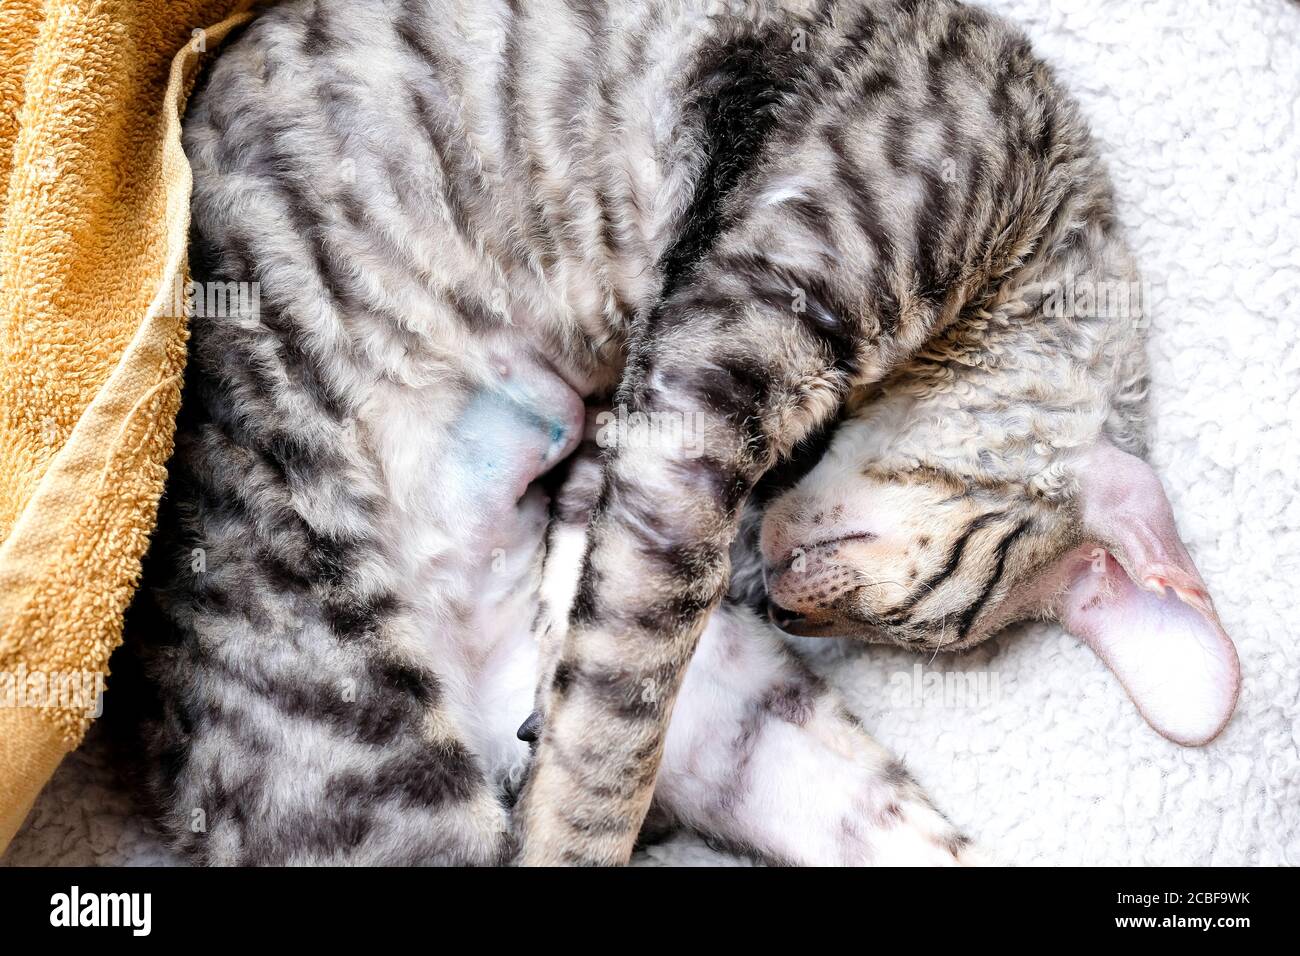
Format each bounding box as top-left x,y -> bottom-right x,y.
5,0 -> 1297,868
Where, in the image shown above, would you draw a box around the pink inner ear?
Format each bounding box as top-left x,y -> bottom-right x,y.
1076,444 -> 1217,616
1060,549 -> 1240,746
1056,444 -> 1241,746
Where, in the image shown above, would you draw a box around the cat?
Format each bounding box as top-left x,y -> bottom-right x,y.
528,286 -> 1242,859
732,304 -> 1240,750
468,437 -> 983,866
510,0 -> 1234,863
120,0 -> 1236,866
120,0 -> 969,866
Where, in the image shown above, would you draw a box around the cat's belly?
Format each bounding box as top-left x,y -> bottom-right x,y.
356,333 -> 585,736
447,347 -> 588,509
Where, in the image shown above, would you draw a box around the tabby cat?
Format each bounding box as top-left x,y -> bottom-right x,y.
122,0 -> 1236,865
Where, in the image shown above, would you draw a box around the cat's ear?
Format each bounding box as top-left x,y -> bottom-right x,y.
1051,443 -> 1240,746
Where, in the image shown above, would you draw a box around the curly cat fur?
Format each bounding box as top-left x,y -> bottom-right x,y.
118,0 -> 1173,864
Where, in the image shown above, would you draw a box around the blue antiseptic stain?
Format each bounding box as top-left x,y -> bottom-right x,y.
444,384 -> 571,501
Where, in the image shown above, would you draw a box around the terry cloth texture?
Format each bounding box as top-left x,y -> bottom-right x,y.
3,0 -> 1298,865
0,0 -> 256,853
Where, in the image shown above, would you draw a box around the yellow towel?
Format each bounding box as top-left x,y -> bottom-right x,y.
0,0 -> 257,852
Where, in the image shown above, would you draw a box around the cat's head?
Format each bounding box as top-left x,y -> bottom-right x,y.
760,328 -> 1240,746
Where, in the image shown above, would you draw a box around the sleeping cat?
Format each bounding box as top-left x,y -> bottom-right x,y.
527,295 -> 1241,857
122,0 -> 1237,866
737,308 -> 1240,750
428,437 -> 984,866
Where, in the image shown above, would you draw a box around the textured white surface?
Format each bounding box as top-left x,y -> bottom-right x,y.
4,0 -> 1298,867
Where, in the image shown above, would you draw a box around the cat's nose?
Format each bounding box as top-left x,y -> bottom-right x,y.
765,599 -> 841,637
757,494 -> 811,565
766,600 -> 807,631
